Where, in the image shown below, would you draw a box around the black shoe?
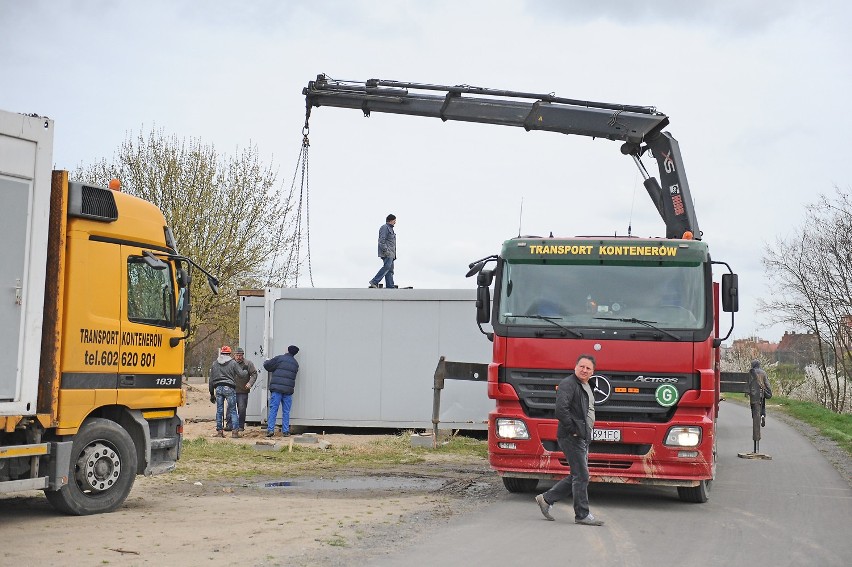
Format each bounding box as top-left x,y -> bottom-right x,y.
368,281 -> 378,288
265,431 -> 274,438
282,432 -> 291,437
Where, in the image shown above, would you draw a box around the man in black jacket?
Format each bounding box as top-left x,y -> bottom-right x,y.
535,354 -> 605,526
263,345 -> 300,437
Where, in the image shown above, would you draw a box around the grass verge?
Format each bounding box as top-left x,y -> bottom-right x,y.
727,394 -> 852,456
175,432 -> 488,480
772,398 -> 852,456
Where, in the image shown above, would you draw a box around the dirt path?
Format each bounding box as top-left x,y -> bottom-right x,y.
0,382 -> 503,567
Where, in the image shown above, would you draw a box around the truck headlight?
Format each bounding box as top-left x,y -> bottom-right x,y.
495,418 -> 530,439
664,426 -> 701,447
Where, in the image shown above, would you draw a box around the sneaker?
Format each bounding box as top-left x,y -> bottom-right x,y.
575,514 -> 604,526
216,430 -> 225,438
231,430 -> 241,438
282,432 -> 291,437
535,494 -> 555,521
265,431 -> 274,438
368,281 -> 378,288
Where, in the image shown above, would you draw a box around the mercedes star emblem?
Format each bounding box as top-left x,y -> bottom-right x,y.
590,374 -> 612,404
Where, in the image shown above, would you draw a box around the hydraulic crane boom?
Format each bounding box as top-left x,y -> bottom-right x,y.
303,74 -> 700,240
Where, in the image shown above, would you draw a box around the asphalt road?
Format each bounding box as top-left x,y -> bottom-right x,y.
366,401 -> 852,567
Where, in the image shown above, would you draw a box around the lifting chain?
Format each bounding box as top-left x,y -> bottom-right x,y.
283,114 -> 314,287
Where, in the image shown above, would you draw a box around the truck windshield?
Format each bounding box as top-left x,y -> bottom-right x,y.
498,262 -> 706,330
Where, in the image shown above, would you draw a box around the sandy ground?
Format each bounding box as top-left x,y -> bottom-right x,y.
0,382 -> 501,567
3,387 -> 847,567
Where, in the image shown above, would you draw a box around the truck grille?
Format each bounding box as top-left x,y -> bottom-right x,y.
503,367 -> 697,423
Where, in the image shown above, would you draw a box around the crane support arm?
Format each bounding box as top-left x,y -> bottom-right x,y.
304,74 -> 699,239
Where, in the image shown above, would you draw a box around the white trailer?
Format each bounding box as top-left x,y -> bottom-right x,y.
240,288 -> 493,430
1,111 -> 53,415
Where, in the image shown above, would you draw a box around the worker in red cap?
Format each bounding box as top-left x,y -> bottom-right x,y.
209,346 -> 247,438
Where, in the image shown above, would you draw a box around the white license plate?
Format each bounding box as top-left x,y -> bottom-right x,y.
593,429 -> 621,442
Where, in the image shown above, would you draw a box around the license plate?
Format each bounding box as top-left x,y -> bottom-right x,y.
593,429 -> 621,442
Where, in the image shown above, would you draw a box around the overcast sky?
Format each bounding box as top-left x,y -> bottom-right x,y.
3,0 -> 850,343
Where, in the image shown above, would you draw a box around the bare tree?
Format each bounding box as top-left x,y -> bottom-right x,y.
74,128 -> 304,361
759,188 -> 851,412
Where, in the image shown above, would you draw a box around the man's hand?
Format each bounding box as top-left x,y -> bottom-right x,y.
210,394 -> 215,404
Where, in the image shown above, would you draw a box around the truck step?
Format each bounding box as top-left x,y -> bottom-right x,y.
0,476 -> 49,494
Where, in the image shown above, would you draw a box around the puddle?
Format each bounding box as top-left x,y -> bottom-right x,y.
259,476 -> 444,491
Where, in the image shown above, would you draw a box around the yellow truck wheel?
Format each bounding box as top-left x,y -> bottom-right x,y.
45,418 -> 138,515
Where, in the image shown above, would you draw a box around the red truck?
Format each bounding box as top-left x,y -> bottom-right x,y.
303,75 -> 739,502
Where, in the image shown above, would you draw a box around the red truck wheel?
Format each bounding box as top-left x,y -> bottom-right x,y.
678,479 -> 711,503
502,477 -> 539,493
45,418 -> 138,515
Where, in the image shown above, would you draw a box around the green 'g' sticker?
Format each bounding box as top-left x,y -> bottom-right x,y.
655,384 -> 679,407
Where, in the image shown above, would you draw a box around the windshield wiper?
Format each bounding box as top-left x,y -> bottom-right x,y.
509,315 -> 583,338
593,317 -> 681,341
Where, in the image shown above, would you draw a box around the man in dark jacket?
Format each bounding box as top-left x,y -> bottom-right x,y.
535,354 -> 605,526
208,345 -> 248,438
263,345 -> 300,437
368,214 -> 397,289
226,347 -> 258,432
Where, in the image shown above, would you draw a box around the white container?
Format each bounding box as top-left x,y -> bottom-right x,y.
241,288 -> 493,430
0,110 -> 54,414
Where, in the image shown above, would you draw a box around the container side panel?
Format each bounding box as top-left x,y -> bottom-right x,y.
380,301 -> 440,422
270,299 -> 330,421
321,300 -> 383,420
436,300 -> 494,424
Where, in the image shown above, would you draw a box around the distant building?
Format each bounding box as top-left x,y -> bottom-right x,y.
776,331 -> 820,369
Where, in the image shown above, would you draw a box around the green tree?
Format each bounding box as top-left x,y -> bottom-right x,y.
74,128 -> 303,362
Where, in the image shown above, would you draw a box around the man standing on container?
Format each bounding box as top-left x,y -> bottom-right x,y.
264,345 -> 300,437
208,346 -> 247,439
368,214 -> 397,289
535,354 -> 605,526
226,347 -> 258,432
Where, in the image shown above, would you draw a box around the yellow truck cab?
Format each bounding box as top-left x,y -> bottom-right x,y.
1,109 -> 199,515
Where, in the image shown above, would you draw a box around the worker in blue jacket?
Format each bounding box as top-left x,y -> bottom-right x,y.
264,345 -> 300,437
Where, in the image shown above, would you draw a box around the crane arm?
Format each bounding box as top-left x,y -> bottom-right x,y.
303,74 -> 699,239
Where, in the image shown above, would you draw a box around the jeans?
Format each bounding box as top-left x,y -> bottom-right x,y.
226,393 -> 249,430
543,435 -> 591,520
268,391 -> 293,433
215,385 -> 239,432
370,256 -> 395,288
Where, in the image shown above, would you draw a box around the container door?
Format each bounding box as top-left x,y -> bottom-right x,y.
0,176 -> 29,400
242,302 -> 266,422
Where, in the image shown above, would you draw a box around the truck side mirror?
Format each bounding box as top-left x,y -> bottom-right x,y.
175,267 -> 192,331
476,285 -> 491,324
722,273 -> 739,312
477,269 -> 494,287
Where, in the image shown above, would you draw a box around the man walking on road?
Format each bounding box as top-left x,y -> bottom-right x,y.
535,354 -> 605,526
369,214 -> 397,289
